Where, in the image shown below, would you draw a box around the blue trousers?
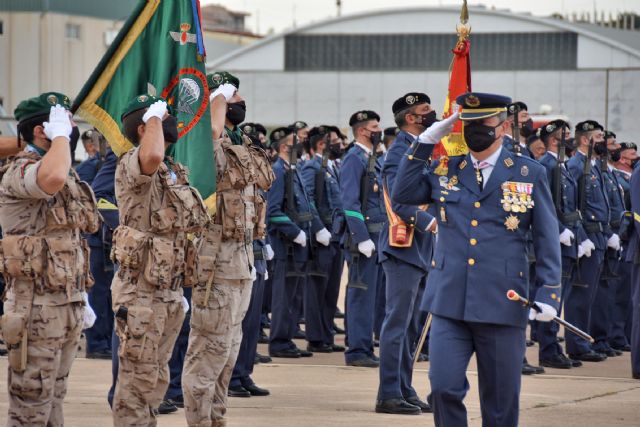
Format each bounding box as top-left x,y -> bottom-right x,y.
429,315 -> 525,427
378,257 -> 425,400
231,272 -> 265,387
108,324 -> 118,408
165,288 -> 190,400
85,246 -> 114,353
326,241 -> 344,331
590,252 -> 620,352
609,259 -> 632,348
269,260 -> 305,353
631,263 -> 640,376
537,256 -> 574,359
305,243 -> 338,346
344,238 -> 382,363
374,270 -> 386,341
564,246 -> 605,355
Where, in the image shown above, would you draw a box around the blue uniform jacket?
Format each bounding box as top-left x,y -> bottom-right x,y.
392,142 -> 562,328
266,156 -> 323,262
602,166 -> 626,229
538,152 -> 586,259
503,135 -> 533,158
87,150 -> 119,248
379,131 -> 434,271
75,156 -> 100,184
625,163 -> 640,263
566,151 -> 611,249
340,144 -> 387,246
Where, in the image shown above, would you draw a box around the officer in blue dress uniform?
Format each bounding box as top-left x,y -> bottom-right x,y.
590,131 -> 625,357
610,142 -> 638,351
266,127 -> 328,358
300,126 -> 345,353
565,120 -> 611,362
393,92 -> 561,427
75,130 -> 100,184
627,161 -> 640,378
376,93 -> 436,415
228,122 -> 274,397
502,102 -> 534,158
535,120 -> 584,369
84,146 -> 118,360
340,110 -> 387,367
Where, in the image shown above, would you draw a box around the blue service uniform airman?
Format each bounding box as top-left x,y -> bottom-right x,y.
378,127 -> 435,402
341,140 -> 387,364
590,162 -> 626,355
267,155 -> 323,354
565,134 -> 611,357
626,162 -> 640,377
75,155 -> 100,184
301,152 -> 344,349
392,92 -> 561,427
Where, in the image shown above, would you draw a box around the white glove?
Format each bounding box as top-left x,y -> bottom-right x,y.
209,83 -> 236,102
528,302 -> 557,322
559,228 -> 574,247
82,292 -> 97,330
264,270 -> 269,281
43,105 -> 73,141
264,244 -> 275,261
142,100 -> 167,123
294,230 -> 307,247
357,239 -> 375,258
417,112 -> 459,144
315,228 -> 331,246
181,296 -> 190,313
250,265 -> 257,281
607,233 -> 621,251
578,239 -> 595,258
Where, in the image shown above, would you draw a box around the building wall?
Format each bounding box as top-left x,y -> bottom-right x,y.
0,11 -> 123,113
234,69 -> 640,141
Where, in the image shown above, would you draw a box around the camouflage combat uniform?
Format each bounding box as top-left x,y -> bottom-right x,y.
183,132 -> 274,427
110,147 -> 208,426
0,149 -> 99,426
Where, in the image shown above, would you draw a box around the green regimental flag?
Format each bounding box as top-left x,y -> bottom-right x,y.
72,0 -> 216,208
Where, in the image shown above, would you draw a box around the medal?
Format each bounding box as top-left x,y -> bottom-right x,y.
504,215 -> 520,231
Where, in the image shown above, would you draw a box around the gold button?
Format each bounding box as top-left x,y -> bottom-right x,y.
474,202 -> 481,208
440,197 -> 445,202
468,258 -> 475,266
551,293 -> 557,300
408,155 -> 414,160
431,260 -> 436,267
471,219 -> 478,227
470,238 -> 477,245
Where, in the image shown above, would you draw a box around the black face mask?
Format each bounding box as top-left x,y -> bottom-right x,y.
593,141 -> 607,156
226,101 -> 246,126
294,143 -> 305,158
463,122 -> 501,152
415,111 -> 437,129
520,119 -> 534,137
368,130 -> 382,146
69,126 -> 80,159
329,143 -> 344,160
609,148 -> 621,162
162,116 -> 179,143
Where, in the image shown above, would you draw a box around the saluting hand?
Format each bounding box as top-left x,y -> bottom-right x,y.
43,105 -> 73,142
417,112 -> 459,145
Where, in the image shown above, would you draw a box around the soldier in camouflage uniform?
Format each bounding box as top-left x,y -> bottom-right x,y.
0,93 -> 99,426
110,95 -> 209,426
182,72 -> 274,427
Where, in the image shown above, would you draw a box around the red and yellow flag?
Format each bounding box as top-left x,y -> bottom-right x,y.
433,1 -> 471,166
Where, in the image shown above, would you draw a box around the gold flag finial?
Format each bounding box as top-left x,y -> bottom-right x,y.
456,0 -> 471,43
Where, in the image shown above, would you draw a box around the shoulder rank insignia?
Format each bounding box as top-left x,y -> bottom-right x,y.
459,159 -> 468,170
504,158 -> 514,168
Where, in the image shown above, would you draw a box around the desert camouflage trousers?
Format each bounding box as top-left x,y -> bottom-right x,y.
182,279 -> 252,427
2,299 -> 84,427
112,297 -> 184,427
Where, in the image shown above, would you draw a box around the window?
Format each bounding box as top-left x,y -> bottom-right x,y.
284,32 -> 578,71
65,23 -> 81,40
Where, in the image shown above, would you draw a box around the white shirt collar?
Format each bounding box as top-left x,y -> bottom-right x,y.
355,142 -> 372,155
315,153 -> 323,160
470,146 -> 503,168
547,150 -> 558,159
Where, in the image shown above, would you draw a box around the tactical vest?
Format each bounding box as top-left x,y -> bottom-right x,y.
214,134 -> 274,242
111,157 -> 210,290
0,151 -> 100,298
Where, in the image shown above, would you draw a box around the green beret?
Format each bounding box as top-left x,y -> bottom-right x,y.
207,71 -> 240,91
121,94 -> 173,120
14,92 -> 71,123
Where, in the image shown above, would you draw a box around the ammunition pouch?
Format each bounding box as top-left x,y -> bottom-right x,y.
559,211 -> 582,227
1,312 -> 27,372
143,236 -> 179,290
217,191 -> 252,242
249,145 -> 275,191
618,211 -> 633,242
150,184 -> 209,233
0,235 -> 45,279
46,178 -> 100,234
111,226 -> 148,270
120,305 -> 154,361
191,225 -> 222,306
287,210 -> 314,225
583,221 -> 604,234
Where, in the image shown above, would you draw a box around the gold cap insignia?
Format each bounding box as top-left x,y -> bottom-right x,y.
406,95 -> 416,105
357,112 -> 367,121
243,125 -> 252,133
465,95 -> 480,107
505,215 -> 520,231
212,73 -> 222,83
137,95 -> 148,102
46,94 -> 58,105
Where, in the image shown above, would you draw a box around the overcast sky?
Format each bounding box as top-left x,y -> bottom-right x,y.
203,0 -> 640,34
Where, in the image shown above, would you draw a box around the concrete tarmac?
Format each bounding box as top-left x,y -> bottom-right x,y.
1,333 -> 639,426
